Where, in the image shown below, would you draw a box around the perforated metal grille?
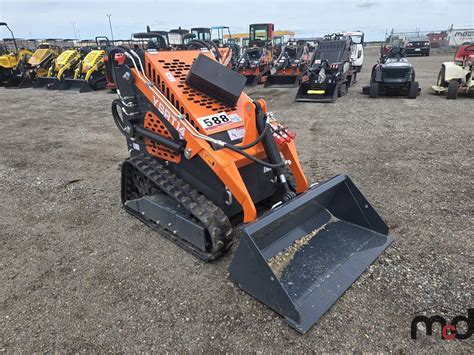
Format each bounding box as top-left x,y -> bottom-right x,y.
146,53 -> 238,133
144,111 -> 181,163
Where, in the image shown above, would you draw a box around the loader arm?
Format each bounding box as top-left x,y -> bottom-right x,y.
73,61 -> 82,79
84,61 -> 103,81
56,64 -> 70,79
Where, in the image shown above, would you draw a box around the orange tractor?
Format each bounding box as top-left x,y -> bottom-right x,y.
108,43 -> 392,333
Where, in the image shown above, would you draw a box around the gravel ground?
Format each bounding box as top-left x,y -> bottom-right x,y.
1,49 -> 472,352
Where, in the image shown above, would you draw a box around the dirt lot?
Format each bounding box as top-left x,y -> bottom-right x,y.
1,49 -> 472,352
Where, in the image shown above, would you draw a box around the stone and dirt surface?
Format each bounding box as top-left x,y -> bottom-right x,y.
0,48 -> 472,352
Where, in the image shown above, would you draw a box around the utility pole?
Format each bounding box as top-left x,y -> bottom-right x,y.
106,14 -> 114,41
72,22 -> 77,40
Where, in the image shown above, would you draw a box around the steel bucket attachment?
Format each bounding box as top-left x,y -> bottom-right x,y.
59,78 -> 93,93
34,76 -> 60,90
295,84 -> 339,103
295,82 -> 338,103
228,174 -> 392,334
5,75 -> 33,88
264,74 -> 299,88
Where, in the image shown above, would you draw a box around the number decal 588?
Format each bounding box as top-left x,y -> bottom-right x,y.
197,112 -> 241,131
202,114 -> 230,127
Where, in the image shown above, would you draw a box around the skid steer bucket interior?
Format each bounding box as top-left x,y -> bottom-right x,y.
229,174 -> 392,333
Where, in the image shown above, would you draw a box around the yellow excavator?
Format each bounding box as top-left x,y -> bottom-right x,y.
0,22 -> 34,85
59,36 -> 110,92
34,39 -> 83,90
5,41 -> 60,88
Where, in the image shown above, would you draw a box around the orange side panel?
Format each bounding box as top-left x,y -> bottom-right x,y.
144,50 -> 246,136
131,50 -> 310,223
144,111 -> 181,163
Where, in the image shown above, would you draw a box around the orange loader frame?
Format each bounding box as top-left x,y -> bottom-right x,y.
129,50 -> 308,222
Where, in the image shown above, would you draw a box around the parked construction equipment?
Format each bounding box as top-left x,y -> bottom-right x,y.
108,43 -> 392,333
5,42 -> 59,88
59,36 -> 109,92
265,40 -> 309,88
188,27 -> 231,66
211,26 -> 240,68
191,27 -> 211,42
362,47 -> 420,98
34,40 -> 82,90
295,35 -> 352,102
0,22 -> 34,85
236,23 -> 274,86
432,43 -> 474,99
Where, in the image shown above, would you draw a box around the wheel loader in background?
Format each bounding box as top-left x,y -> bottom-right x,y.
34,39 -> 83,90
264,40 -> 310,88
59,36 -> 110,92
108,43 -> 392,333
236,23 -> 274,86
0,22 -> 34,85
5,41 -> 60,88
295,34 -> 353,102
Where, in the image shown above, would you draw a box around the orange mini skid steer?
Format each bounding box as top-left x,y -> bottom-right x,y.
109,45 -> 392,333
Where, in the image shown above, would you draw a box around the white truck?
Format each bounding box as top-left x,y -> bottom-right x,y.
343,31 -> 365,72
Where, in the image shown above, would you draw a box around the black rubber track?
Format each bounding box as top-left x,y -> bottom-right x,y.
121,155 -> 233,261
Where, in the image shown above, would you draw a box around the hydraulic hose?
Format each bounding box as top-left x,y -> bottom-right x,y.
110,45 -> 283,168
111,99 -> 132,137
223,142 -> 286,169
233,121 -> 269,150
186,40 -> 220,61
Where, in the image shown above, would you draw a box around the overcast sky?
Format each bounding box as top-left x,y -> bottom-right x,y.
1,0 -> 473,41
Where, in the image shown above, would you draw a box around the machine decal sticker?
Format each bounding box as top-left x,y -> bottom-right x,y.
197,112 -> 241,131
165,72 -> 176,82
227,127 -> 245,140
